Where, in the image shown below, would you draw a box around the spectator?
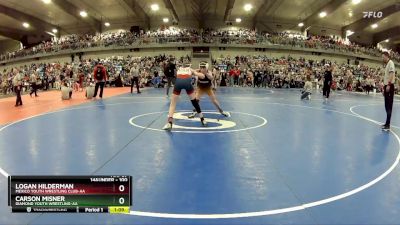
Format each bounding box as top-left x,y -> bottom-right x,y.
301,75 -> 312,100
29,71 -> 39,97
61,81 -> 73,100
164,58 -> 176,97
13,70 -> 23,106
365,75 -> 374,95
93,61 -> 108,98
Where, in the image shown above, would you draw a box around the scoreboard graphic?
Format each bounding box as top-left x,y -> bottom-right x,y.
8,176 -> 132,213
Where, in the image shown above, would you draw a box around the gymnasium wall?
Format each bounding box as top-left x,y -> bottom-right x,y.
0,40 -> 21,55
348,31 -> 375,46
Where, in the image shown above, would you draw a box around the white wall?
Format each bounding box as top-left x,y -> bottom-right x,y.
348,31 -> 374,45
307,26 -> 342,37
0,39 -> 21,55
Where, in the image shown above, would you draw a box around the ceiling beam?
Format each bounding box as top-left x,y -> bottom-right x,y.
52,0 -> 101,33
163,0 -> 179,23
223,0 -> 235,22
121,0 -> 150,29
214,0 -> 217,15
373,26 -> 400,44
184,0 -> 189,15
0,26 -> 51,44
343,2 -> 400,32
0,4 -> 58,32
256,17 -> 304,27
191,0 -> 211,28
252,0 -> 274,28
302,0 -> 347,31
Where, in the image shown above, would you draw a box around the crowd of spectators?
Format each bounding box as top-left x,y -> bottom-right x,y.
2,31 -> 139,60
265,32 -> 400,62
2,27 -> 398,62
0,54 -> 191,96
1,52 -> 398,99
212,55 -> 397,93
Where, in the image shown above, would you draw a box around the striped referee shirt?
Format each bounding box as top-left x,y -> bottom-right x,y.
384,59 -> 395,85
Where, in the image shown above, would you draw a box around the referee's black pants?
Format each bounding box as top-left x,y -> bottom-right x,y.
30,83 -> 38,97
131,77 -> 140,93
323,84 -> 330,98
15,86 -> 22,106
384,84 -> 395,126
93,81 -> 105,98
166,76 -> 175,96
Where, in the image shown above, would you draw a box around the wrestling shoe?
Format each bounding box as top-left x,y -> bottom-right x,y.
163,117 -> 173,131
221,111 -> 231,117
381,124 -> 390,131
200,117 -> 207,127
162,122 -> 173,131
187,110 -> 197,119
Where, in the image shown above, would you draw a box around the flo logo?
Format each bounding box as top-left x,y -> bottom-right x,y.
363,11 -> 383,18
129,111 -> 267,133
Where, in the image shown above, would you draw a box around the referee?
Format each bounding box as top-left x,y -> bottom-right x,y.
164,57 -> 176,97
13,70 -> 23,107
382,52 -> 395,131
322,64 -> 332,101
130,63 -> 141,94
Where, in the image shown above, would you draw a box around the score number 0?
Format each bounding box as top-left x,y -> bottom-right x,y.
118,184 -> 125,205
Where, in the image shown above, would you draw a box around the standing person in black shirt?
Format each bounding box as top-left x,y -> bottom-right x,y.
381,51 -> 396,131
60,69 -> 65,83
129,63 -> 141,94
164,57 -> 176,97
43,72 -> 49,90
323,64 -> 333,101
220,71 -> 227,86
13,70 -> 23,107
254,70 -> 262,88
29,71 -> 39,97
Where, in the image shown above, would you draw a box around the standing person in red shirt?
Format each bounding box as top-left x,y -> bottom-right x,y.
93,61 -> 108,98
229,66 -> 238,87
233,67 -> 240,86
